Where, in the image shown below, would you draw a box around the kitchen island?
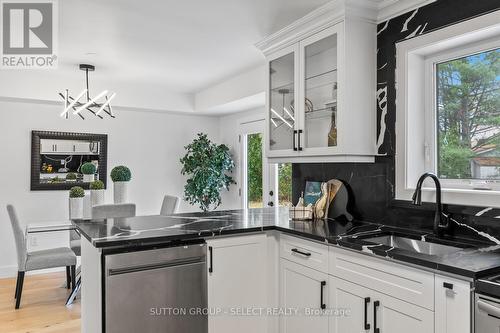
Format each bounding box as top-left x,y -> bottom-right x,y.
74,207 -> 500,333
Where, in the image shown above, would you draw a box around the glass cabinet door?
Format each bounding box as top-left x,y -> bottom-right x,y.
300,25 -> 340,152
268,48 -> 297,154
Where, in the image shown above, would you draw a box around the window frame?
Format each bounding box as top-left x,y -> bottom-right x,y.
395,9 -> 500,207
424,39 -> 500,191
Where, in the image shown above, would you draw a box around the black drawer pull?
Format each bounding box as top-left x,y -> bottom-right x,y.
374,300 -> 380,333
364,297 -> 370,330
293,130 -> 298,151
443,282 -> 453,290
208,246 -> 213,273
320,281 -> 326,310
298,129 -> 303,151
291,248 -> 311,257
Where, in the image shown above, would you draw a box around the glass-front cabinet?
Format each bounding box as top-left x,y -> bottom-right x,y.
268,45 -> 299,157
300,25 -> 340,154
261,7 -> 377,163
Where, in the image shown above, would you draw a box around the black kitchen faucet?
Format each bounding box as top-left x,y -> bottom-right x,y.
412,172 -> 450,238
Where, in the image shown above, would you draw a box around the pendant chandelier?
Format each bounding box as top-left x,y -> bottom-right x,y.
59,64 -> 116,119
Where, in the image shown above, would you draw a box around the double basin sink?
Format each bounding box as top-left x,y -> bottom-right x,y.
358,233 -> 473,256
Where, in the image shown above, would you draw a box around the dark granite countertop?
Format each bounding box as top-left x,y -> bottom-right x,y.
73,207 -> 500,279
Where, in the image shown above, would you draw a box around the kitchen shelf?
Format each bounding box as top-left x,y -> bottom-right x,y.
305,108 -> 336,120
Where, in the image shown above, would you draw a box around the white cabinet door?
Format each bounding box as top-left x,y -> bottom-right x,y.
329,276 -> 372,333
373,288 -> 434,333
331,276 -> 434,333
298,23 -> 342,156
266,44 -> 300,158
207,234 -> 268,333
435,275 -> 471,333
280,259 -> 328,333
40,139 -> 57,153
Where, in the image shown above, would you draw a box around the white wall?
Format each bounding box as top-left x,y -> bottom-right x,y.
0,99 -> 219,277
218,107 -> 266,210
195,65 -> 266,112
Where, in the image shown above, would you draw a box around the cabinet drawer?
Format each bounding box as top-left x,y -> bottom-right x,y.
280,234 -> 328,273
330,247 -> 435,310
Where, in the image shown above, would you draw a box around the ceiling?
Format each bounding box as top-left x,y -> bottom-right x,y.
58,0 -> 332,94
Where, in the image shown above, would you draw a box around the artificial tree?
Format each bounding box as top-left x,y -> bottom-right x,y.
180,133 -> 235,211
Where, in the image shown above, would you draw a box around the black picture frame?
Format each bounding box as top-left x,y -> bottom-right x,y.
31,130 -> 108,191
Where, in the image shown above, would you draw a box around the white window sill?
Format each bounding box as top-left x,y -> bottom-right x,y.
396,186 -> 500,209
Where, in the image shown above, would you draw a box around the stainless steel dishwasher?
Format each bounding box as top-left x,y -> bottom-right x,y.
476,274 -> 500,332
104,242 -> 207,333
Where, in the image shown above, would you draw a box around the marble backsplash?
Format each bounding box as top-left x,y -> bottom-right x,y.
292,162 -> 500,244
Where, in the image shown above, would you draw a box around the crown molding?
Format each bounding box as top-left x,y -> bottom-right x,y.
377,0 -> 437,23
255,0 -> 437,55
255,0 -> 379,55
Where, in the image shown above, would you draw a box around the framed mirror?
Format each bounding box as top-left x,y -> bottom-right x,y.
31,130 -> 108,191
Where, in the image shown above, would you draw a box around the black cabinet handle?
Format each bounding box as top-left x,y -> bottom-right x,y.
291,248 -> 311,257
208,246 -> 213,273
374,300 -> 380,333
293,130 -> 298,151
443,282 -> 453,290
364,297 -> 371,330
298,129 -> 303,151
320,281 -> 326,310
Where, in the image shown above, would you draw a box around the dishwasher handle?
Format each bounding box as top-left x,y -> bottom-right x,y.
108,256 -> 205,276
478,299 -> 500,318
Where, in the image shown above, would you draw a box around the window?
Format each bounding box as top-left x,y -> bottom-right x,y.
277,163 -> 292,206
433,48 -> 500,188
396,10 -> 500,207
246,133 -> 263,208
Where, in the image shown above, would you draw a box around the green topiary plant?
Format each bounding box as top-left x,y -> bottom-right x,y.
69,186 -> 85,198
110,166 -> 131,182
180,133 -> 235,211
81,162 -> 96,175
66,172 -> 77,180
90,180 -> 105,190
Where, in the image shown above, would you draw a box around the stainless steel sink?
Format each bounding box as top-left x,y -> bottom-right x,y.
363,235 -> 463,256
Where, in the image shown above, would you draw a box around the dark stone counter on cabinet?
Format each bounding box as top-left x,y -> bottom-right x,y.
73,207 -> 500,279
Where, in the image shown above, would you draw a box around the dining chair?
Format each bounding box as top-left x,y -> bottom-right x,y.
160,195 -> 180,215
66,203 -> 136,306
92,203 -> 137,219
7,204 -> 77,309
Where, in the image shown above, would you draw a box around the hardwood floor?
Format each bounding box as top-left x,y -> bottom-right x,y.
0,272 -> 80,333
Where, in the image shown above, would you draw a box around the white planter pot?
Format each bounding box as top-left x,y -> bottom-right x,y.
83,174 -> 95,182
91,189 -> 105,206
69,197 -> 84,219
114,181 -> 128,203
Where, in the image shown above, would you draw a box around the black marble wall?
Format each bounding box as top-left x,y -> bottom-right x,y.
293,0 -> 500,240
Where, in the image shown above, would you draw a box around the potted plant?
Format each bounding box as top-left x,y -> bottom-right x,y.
180,133 -> 235,211
69,186 -> 85,219
111,166 -> 131,203
66,172 -> 77,182
81,162 -> 96,182
90,180 -> 105,206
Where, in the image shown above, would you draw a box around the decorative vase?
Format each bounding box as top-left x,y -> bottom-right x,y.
91,189 -> 105,206
69,198 -> 84,219
113,181 -> 128,203
83,174 -> 95,182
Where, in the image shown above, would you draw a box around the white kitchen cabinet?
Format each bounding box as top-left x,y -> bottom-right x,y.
330,276 -> 433,333
435,275 -> 472,333
40,139 -> 99,154
329,276 -> 372,333
279,259 -> 329,333
257,0 -> 377,163
206,234 -> 268,333
373,287 -> 434,333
